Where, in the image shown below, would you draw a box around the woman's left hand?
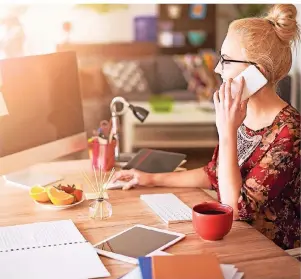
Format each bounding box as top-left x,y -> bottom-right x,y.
213,77 -> 248,139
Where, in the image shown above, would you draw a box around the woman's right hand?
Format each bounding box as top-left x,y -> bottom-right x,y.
111,169 -> 153,190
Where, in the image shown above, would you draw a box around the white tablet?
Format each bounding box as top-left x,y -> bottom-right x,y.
94,224 -> 185,264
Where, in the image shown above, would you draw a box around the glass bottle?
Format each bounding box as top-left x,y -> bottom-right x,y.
89,197 -> 112,220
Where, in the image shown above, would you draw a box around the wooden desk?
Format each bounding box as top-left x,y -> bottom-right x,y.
0,160 -> 300,279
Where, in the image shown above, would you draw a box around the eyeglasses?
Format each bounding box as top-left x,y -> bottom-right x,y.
216,54 -> 257,71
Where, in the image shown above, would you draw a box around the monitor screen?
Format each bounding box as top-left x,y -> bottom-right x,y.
0,52 -> 85,158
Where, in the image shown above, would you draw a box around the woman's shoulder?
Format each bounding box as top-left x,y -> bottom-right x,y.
281,105 -> 300,122
260,105 -> 300,149
277,105 -> 300,138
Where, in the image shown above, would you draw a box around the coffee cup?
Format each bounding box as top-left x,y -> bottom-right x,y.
192,202 -> 233,241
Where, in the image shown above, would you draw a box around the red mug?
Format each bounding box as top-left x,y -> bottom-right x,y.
192,202 -> 233,241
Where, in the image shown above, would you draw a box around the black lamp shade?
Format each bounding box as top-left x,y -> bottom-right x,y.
129,105 -> 149,123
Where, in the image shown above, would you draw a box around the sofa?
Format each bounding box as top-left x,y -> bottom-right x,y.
102,55 -> 198,102
80,54 -> 214,138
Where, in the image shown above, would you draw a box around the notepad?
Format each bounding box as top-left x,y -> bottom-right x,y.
0,219 -> 110,279
151,253 -> 224,279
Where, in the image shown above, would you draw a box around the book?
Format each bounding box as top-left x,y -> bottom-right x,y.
0,219 -> 110,279
151,253 -> 224,279
122,149 -> 187,173
138,257 -> 153,279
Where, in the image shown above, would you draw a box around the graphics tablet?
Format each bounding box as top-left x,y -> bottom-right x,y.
94,224 -> 185,264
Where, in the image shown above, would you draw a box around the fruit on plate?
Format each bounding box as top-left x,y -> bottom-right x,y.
55,184 -> 83,202
29,185 -> 50,202
46,186 -> 75,206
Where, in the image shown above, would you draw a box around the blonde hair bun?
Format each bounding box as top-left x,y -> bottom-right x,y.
266,4 -> 300,45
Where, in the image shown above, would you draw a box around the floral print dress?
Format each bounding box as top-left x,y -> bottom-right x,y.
204,105 -> 300,250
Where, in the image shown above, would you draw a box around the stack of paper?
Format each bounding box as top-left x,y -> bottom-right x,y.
120,253 -> 244,279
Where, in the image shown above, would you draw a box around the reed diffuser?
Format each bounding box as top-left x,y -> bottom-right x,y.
81,167 -> 115,220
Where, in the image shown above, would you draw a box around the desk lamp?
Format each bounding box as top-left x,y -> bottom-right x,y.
110,96 -> 149,161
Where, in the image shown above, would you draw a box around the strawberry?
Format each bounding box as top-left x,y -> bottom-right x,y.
56,184 -> 74,194
72,189 -> 83,202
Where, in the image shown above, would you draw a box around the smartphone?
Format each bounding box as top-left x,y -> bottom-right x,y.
231,65 -> 268,102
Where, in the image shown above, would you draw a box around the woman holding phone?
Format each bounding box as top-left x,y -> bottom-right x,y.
112,4 -> 300,250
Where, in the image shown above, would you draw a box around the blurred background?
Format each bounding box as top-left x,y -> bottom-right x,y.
1,4 -> 300,168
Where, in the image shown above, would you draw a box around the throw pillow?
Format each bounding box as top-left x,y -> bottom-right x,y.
102,60 -> 150,96
174,54 -> 220,102
138,57 -> 158,93
155,55 -> 187,93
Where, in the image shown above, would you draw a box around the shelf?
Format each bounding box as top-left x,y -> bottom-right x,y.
157,4 -> 216,55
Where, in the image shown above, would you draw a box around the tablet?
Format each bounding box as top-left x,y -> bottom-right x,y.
122,149 -> 187,173
94,224 -> 185,264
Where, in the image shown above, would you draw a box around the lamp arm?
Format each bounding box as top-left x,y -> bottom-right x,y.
109,97 -> 130,161
109,96 -> 149,160
110,96 -> 130,116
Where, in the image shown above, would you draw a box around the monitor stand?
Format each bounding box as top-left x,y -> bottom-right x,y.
3,168 -> 63,189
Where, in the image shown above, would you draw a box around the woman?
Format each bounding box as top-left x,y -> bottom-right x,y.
112,4 -> 300,250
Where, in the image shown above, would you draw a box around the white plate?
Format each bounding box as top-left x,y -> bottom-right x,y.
34,196 -> 85,210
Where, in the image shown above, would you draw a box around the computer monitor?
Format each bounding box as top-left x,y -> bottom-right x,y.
0,51 -> 87,187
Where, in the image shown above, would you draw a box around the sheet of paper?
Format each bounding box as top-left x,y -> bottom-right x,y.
220,264 -> 238,279
0,242 -> 110,279
233,272 -> 244,279
120,267 -> 142,279
0,220 -> 85,251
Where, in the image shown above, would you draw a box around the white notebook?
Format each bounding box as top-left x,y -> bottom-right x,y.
0,219 -> 110,279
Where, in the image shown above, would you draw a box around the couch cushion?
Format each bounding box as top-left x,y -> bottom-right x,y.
138,57 -> 157,93
155,55 -> 187,93
174,54 -> 220,102
102,60 -> 151,96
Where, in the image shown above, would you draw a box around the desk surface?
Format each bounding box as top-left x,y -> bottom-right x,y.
0,160 -> 300,279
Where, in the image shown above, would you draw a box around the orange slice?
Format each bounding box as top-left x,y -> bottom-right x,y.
47,186 -> 75,206
29,185 -> 50,202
